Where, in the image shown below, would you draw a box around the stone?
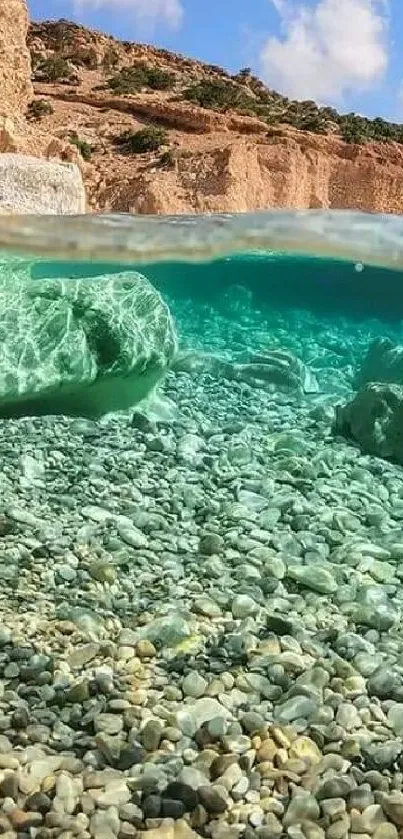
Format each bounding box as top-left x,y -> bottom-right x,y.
141,615 -> 190,647
68,643 -> 100,669
182,672 -> 207,698
0,268 -> 177,420
90,807 -> 120,839
316,777 -> 356,800
289,736 -> 322,765
89,561 -> 116,584
136,640 -> 157,659
139,820 -> 199,839
8,808 -> 43,830
162,799 -> 187,818
368,667 -> 402,699
0,154 -> 86,214
164,781 -> 198,812
387,703 -> 403,735
373,826 -> 398,839
381,792 -> 403,826
334,382 -> 403,464
198,785 -> 228,814
94,714 -> 124,736
335,702 -> 362,730
283,793 -> 320,826
351,804 -> 387,834
240,711 -> 266,734
199,533 -> 224,555
286,565 -> 337,594
142,794 -> 162,819
176,698 -> 232,736
326,814 -> 350,839
275,696 -> 317,723
141,719 -> 164,751
93,779 -> 131,807
356,337 -> 403,388
353,585 -> 398,632
231,594 -> 259,618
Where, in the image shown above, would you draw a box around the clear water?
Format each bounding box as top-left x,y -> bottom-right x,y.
2,210 -> 403,829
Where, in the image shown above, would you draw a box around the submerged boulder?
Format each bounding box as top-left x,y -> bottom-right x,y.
334,382 -> 403,463
0,265 -> 177,419
356,337 -> 403,388
173,348 -> 318,394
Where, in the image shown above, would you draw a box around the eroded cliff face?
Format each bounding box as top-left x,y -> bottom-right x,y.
25,18 -> 403,215
88,131 -> 403,215
0,0 -> 33,120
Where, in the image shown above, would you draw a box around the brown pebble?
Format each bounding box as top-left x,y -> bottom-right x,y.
257,739 -> 277,763
136,640 -> 157,658
41,775 -> 56,793
9,808 -> 43,830
0,771 -> 18,799
210,754 -> 239,780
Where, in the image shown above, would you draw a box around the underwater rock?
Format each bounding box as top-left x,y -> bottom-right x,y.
173,348 -> 318,394
356,337 -> 403,388
219,284 -> 254,317
0,154 -> 86,214
0,265 -> 177,419
334,382 -> 403,463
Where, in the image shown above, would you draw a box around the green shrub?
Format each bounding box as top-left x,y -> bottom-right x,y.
26,99 -> 54,122
69,133 -> 93,161
158,149 -> 176,168
106,63 -> 174,94
182,78 -> 257,113
338,113 -> 369,144
183,79 -> 239,110
114,125 -> 168,154
34,56 -> 72,83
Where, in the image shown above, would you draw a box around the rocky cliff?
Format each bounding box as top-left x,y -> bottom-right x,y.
0,3 -> 85,213
0,0 -> 32,120
16,18 -> 403,214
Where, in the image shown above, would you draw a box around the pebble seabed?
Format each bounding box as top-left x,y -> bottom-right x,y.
2,291 -> 403,839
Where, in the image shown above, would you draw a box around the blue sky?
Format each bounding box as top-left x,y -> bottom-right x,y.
28,0 -> 403,123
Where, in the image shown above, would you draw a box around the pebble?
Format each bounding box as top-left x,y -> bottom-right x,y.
1,294 -> 403,839
182,672 -> 207,698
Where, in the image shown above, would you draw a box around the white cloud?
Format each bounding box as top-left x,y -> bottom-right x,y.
72,0 -> 184,32
260,0 -> 389,103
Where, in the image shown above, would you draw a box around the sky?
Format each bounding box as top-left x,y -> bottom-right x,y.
28,0 -> 403,123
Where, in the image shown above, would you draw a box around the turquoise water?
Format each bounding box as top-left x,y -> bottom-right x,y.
2,216 -> 403,833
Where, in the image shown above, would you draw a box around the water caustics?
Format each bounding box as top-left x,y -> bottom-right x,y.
1,208 -> 403,832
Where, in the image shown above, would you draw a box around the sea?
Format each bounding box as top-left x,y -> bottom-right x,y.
0,209 -> 403,834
